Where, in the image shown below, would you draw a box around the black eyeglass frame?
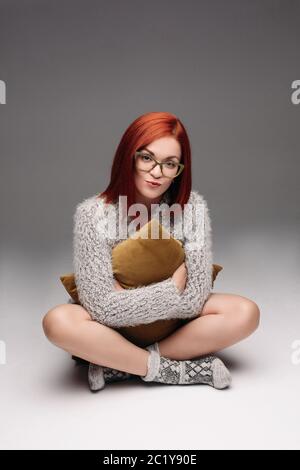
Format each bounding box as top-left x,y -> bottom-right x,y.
134,150 -> 185,179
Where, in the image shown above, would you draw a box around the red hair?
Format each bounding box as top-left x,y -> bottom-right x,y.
98,111 -> 192,212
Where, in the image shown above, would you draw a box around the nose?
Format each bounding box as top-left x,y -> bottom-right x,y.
150,163 -> 163,178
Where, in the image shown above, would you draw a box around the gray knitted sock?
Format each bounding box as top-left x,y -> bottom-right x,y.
88,363 -> 132,392
141,342 -> 232,390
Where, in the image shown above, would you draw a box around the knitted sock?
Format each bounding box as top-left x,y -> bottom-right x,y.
141,342 -> 231,389
88,363 -> 132,392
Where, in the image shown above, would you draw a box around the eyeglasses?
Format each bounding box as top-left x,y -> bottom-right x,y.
134,150 -> 184,179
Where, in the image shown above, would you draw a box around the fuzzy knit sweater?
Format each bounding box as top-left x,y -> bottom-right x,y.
72,188 -> 213,328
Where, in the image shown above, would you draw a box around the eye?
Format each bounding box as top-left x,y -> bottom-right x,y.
141,154 -> 152,161
165,162 -> 177,169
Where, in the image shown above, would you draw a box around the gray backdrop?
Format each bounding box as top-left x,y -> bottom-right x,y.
0,0 -> 299,450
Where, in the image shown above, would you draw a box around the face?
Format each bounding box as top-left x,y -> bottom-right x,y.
133,136 -> 182,208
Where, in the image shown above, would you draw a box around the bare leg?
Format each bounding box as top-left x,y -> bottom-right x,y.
158,293 -> 260,360
42,304 -> 149,376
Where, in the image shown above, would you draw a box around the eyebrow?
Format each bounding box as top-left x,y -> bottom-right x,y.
142,147 -> 180,161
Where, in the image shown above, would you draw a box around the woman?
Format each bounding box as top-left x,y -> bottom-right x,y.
42,112 -> 260,391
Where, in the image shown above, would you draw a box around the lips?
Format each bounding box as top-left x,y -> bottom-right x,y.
146,180 -> 161,186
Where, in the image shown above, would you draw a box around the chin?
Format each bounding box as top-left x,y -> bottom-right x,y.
142,190 -> 163,199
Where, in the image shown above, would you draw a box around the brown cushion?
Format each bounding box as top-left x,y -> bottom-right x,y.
112,218 -> 185,288
61,219 -> 223,347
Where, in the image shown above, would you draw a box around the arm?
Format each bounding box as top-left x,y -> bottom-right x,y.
72,198 -> 184,328
178,191 -> 213,317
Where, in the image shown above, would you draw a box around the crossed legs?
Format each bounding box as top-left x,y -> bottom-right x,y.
158,293 -> 260,360
42,293 -> 260,375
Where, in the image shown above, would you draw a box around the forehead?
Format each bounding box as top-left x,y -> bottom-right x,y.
141,142 -> 181,161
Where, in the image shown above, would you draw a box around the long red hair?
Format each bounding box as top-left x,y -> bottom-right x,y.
98,111 -> 192,212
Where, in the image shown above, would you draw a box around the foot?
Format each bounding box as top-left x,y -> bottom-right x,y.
141,343 -> 232,390
88,363 -> 132,392
180,356 -> 232,389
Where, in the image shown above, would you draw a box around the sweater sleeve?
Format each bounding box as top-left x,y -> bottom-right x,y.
178,191 -> 213,318
72,197 -> 186,328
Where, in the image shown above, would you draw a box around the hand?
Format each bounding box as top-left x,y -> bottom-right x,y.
114,279 -> 125,291
172,262 -> 187,294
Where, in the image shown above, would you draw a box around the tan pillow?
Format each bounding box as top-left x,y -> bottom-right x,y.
112,218 -> 185,288
60,219 -> 223,347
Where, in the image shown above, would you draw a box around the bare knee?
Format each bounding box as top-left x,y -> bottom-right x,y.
42,305 -> 73,345
238,299 -> 260,334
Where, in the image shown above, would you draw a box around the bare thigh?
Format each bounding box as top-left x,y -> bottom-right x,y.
42,303 -> 93,341
200,292 -> 259,317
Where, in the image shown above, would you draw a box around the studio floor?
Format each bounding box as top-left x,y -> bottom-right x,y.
1,225 -> 299,450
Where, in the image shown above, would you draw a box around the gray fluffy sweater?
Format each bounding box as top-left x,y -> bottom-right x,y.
72,188 -> 213,328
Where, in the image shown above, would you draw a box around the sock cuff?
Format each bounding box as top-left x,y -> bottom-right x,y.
141,342 -> 161,382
